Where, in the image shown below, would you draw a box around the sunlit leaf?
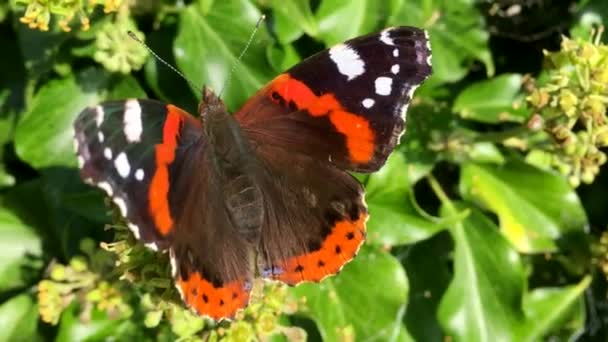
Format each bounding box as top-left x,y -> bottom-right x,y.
365,153 -> 442,247
459,161 -> 588,252
174,1 -> 276,111
454,74 -> 530,123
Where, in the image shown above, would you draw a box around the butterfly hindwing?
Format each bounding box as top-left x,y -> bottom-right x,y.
235,26 -> 432,172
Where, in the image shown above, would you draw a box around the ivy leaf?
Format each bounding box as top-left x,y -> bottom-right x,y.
387,0 -> 495,83
438,204 -> 526,341
291,247 -> 411,341
365,153 -> 442,247
459,161 -> 588,253
453,74 -> 530,123
315,0 -> 394,45
271,0 -> 317,42
0,294 -> 39,341
517,277 -> 590,341
400,234 -> 452,342
14,69 -> 145,169
174,1 -> 276,111
0,207 -> 42,293
56,304 -> 124,342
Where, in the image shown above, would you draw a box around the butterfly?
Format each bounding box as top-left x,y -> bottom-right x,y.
73,26 -> 432,320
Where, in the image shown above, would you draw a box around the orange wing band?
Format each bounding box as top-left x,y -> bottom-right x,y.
267,74 -> 375,164
177,273 -> 251,320
272,212 -> 368,285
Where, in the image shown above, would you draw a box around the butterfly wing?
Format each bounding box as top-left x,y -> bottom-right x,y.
233,26 -> 431,283
235,26 -> 432,172
74,100 -> 253,320
253,143 -> 368,285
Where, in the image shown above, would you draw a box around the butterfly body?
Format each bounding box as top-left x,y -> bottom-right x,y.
73,26 -> 432,320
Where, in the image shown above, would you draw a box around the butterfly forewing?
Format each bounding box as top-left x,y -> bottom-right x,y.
235,26 -> 432,172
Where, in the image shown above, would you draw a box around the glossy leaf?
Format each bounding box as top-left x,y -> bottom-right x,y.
365,153 -> 443,247
271,0 -> 317,41
454,74 -> 530,123
0,293 -> 39,341
291,247 -> 412,341
387,0 -> 494,83
400,234 -> 452,342
0,206 -> 42,292
14,69 -> 145,169
517,276 -> 590,341
438,204 -> 526,341
315,0 -> 392,45
459,161 -> 588,252
174,2 -> 276,111
56,304 -> 123,342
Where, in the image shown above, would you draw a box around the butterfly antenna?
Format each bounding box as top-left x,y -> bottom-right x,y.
127,31 -> 203,94
218,14 -> 266,99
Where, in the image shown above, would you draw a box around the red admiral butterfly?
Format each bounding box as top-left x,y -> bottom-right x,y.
73,26 -> 432,320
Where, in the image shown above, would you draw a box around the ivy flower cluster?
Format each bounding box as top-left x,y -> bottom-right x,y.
16,0 -> 122,32
526,28 -> 608,187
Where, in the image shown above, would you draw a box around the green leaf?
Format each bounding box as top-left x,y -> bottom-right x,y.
266,43 -> 301,73
454,74 -> 530,123
56,303 -> 124,342
517,276 -> 590,341
0,207 -> 42,292
315,0 -> 392,45
459,161 -> 588,253
438,204 -> 526,341
400,234 -> 452,342
271,0 -> 317,41
570,0 -> 608,41
387,0 -> 494,83
174,2 -> 276,111
14,69 -> 145,169
16,22 -> 68,76
365,153 -> 442,247
0,294 -> 39,341
291,247 -> 411,341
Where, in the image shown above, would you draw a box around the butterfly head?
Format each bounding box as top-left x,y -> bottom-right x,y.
200,86 -> 229,124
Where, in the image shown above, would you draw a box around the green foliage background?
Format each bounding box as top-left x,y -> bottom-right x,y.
2,0 -> 608,341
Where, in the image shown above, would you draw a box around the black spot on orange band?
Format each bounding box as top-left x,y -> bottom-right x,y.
270,212 -> 368,285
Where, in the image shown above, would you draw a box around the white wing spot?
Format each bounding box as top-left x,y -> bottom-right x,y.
391,64 -> 400,74
128,223 -> 141,239
114,152 -> 131,178
97,181 -> 113,196
77,156 -> 85,168
98,131 -> 104,143
95,106 -> 104,127
362,98 -> 375,108
393,48 -> 399,57
329,44 -> 365,81
170,250 -> 178,277
145,242 -> 159,251
104,147 -> 113,160
113,196 -> 128,216
375,77 -> 393,96
380,29 -> 395,46
135,168 -> 144,181
123,100 -> 143,142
